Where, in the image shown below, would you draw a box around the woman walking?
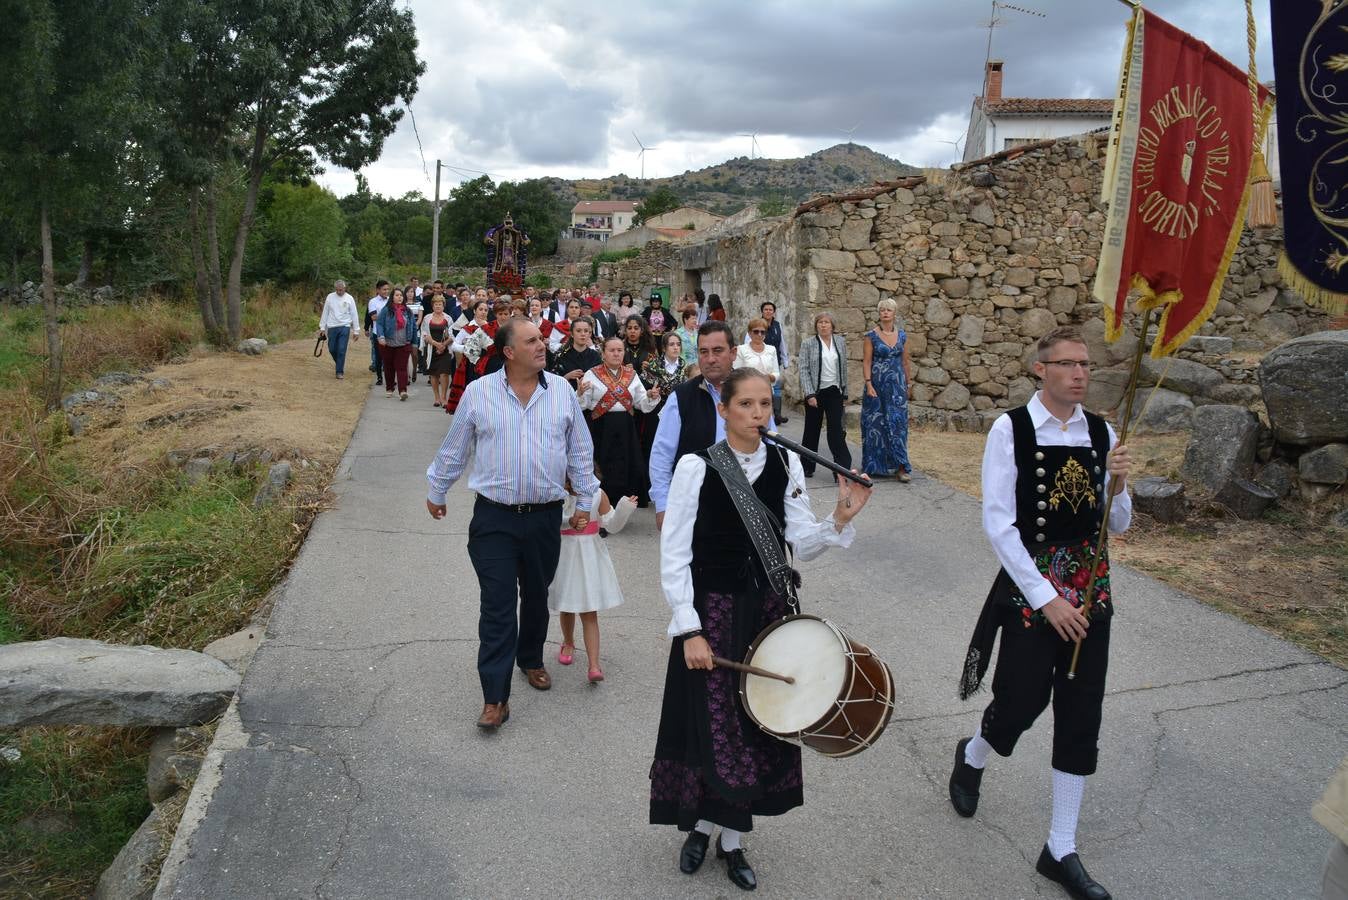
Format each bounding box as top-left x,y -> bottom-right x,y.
550,315 -> 601,391
733,316 -> 780,389
376,288 -> 417,400
796,312 -> 852,479
861,298 -> 913,481
445,298 -> 491,413
421,295 -> 455,407
579,336 -> 661,505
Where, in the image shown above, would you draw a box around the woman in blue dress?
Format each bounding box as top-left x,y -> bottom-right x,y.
861,298 -> 913,481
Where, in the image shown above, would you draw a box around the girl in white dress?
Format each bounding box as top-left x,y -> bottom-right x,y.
550,482 -> 637,683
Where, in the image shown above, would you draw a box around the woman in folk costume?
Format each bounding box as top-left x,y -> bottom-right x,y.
445,298 -> 491,413
649,367 -> 872,892
549,315 -> 601,391
578,336 -> 661,504
549,479 -> 637,685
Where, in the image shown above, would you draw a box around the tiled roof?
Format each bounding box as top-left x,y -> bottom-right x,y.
652,227 -> 695,239
982,97 -> 1115,117
571,200 -> 638,214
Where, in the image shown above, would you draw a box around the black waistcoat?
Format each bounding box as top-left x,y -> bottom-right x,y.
1007,405 -> 1111,547
672,376 -> 718,467
691,447 -> 788,590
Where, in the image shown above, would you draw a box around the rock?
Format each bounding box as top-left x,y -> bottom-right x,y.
970,203 -> 996,226
1047,286 -> 1078,314
1086,366 -> 1130,411
1180,405 -> 1260,491
1133,477 -> 1187,523
252,461 -> 292,507
840,218 -> 874,251
1140,357 -> 1225,398
1260,332 -> 1348,445
1213,477 -> 1278,519
61,389 -> 101,411
924,297 -> 954,326
164,449 -> 193,467
934,382 -> 971,411
0,638 -> 238,727
236,338 -> 268,355
203,627 -> 262,674
1005,267 -> 1036,288
93,806 -> 162,900
809,249 -> 855,271
971,171 -> 997,188
1010,237 -> 1039,254
850,282 -> 880,308
1060,263 -> 1081,286
1208,383 -> 1261,406
939,277 -> 970,299
147,728 -> 203,803
1254,459 -> 1296,499
1129,388 -> 1194,433
1080,317 -> 1139,366
94,372 -> 142,389
1007,376 -> 1036,407
922,258 -> 954,277
1018,307 -> 1058,339
183,458 -> 212,483
1187,335 -> 1233,355
149,378 -> 173,390
956,316 -> 985,347
1331,508 -> 1348,529
1298,443 -> 1348,486
68,414 -> 87,437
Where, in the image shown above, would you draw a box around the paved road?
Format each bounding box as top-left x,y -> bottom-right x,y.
161,382 -> 1346,899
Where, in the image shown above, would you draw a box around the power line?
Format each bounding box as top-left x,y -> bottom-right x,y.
405,102 -> 431,184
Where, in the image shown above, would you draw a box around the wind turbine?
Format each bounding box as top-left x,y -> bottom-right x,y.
737,132 -> 760,159
844,122 -> 861,146
633,132 -> 659,179
937,135 -> 965,165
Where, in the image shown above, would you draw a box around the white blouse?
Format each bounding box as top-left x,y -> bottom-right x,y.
660,444 -> 856,636
578,367 -> 660,414
734,343 -> 780,382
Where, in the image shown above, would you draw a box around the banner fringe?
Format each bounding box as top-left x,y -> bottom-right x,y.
1279,253 -> 1348,316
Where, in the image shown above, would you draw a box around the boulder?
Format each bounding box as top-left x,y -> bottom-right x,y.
1086,366 -> 1131,411
1259,331 -> 1348,444
236,337 -> 268,355
839,218 -> 874,251
93,806 -> 162,900
1298,443 -> 1348,486
203,627 -> 262,674
0,638 -> 239,727
1007,376 -> 1036,407
1213,477 -> 1278,519
1129,388 -> 1194,433
147,727 -> 204,803
934,382 -> 971,411
1133,477 -> 1187,523
252,461 -> 292,507
956,315 -> 985,347
1254,459 -> 1297,500
1018,308 -> 1058,339
1139,357 -> 1225,398
1187,335 -> 1233,355
183,458 -> 212,483
1180,405 -> 1260,491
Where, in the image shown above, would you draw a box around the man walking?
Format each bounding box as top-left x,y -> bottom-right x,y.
367,280 -> 390,385
318,280 -> 361,379
426,319 -> 599,730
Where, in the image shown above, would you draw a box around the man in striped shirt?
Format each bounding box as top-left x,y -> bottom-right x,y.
426,319 -> 600,731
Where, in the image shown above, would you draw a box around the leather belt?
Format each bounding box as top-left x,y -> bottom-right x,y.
475,495 -> 564,515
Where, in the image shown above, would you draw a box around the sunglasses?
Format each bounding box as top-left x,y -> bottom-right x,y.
750,329 -> 766,334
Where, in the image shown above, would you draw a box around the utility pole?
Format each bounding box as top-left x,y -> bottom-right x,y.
431,159 -> 442,279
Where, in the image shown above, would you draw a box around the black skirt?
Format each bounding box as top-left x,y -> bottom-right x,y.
649,572 -> 803,832
591,409 -> 648,503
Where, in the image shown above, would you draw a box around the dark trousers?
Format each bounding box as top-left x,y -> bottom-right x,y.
381,344 -> 411,393
370,336 -> 382,377
325,326 -> 350,375
467,500 -> 563,704
980,614 -> 1111,776
801,385 -> 852,476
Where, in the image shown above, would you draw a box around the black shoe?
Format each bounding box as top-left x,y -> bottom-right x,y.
948,737 -> 984,818
778,416 -> 790,424
716,837 -> 757,891
1035,845 -> 1111,900
679,830 -> 710,875
375,378 -> 383,386
802,469 -> 814,479
368,364 -> 377,372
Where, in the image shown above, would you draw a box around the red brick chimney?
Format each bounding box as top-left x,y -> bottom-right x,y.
984,59 -> 1004,101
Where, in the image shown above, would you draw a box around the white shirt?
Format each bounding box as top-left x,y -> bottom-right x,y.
319,292 -> 361,333
367,295 -> 388,337
734,343 -> 780,383
819,337 -> 840,389
660,444 -> 855,636
578,367 -> 660,414
981,392 -> 1132,611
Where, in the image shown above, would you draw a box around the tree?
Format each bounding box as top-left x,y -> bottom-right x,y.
354,228 -> 391,269
151,0 -> 424,343
252,182 -> 352,282
758,194 -> 792,218
634,186 -> 680,225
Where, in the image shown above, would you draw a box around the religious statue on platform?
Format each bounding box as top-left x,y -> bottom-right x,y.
484,214 -> 530,292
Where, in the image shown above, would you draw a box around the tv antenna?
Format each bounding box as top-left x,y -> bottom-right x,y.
983,1 -> 1047,70
737,131 -> 761,159
633,132 -> 659,179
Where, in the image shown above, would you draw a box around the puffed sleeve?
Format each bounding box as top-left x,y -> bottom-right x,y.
578,370 -> 601,410
660,454 -> 707,636
780,450 -> 855,560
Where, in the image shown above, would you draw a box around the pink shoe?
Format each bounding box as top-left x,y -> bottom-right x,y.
588,666 -> 604,684
558,644 -> 574,666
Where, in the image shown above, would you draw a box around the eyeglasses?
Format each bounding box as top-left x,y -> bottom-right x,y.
1042,360 -> 1092,372
750,329 -> 766,335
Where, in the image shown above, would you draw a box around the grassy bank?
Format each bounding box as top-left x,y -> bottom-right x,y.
0,286 -> 330,896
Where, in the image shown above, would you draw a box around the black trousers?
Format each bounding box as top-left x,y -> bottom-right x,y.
801,385 -> 852,476
467,499 -> 562,704
979,613 -> 1111,776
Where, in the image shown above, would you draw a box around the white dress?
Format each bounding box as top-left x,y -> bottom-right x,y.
548,488 -> 637,613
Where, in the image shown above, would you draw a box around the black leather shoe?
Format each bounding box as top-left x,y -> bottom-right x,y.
716,837 -> 757,891
678,830 -> 709,874
1035,845 -> 1111,900
949,737 -> 984,817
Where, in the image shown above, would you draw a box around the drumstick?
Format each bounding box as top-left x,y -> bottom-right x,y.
712,656 -> 795,685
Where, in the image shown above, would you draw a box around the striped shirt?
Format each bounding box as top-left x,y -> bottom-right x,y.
426,369 -> 600,511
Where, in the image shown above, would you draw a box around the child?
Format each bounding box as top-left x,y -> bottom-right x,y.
550,481 -> 636,683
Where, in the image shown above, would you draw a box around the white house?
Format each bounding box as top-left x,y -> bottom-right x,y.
568,200 -> 638,241
962,60 -> 1114,163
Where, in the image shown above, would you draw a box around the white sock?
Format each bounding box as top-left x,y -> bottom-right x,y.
694,819 -> 714,836
964,728 -> 993,769
719,828 -> 743,851
1047,768 -> 1086,861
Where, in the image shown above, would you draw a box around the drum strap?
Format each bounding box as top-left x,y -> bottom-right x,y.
704,441 -> 800,607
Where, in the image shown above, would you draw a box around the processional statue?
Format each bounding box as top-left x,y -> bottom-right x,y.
484,214 -> 529,293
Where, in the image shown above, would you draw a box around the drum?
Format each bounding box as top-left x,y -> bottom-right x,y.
739,614 -> 895,758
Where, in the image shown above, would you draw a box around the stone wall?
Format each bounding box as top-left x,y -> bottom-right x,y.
596,135 -> 1328,429
598,241 -> 682,298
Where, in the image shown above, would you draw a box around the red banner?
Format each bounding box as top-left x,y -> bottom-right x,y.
1095,10 -> 1271,356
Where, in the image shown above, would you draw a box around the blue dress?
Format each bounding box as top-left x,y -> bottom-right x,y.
861,329 -> 910,476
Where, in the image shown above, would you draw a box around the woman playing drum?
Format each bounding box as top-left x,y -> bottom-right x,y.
649,367 -> 872,892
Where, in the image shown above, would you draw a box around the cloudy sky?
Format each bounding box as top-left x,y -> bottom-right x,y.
317,0 -> 1273,200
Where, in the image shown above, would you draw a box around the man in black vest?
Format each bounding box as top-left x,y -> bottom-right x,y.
950,326 -> 1132,900
648,320 -> 742,530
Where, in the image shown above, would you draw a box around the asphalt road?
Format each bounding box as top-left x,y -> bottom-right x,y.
161,380 -> 1346,900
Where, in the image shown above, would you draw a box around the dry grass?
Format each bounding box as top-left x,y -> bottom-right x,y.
908,426 -> 1348,668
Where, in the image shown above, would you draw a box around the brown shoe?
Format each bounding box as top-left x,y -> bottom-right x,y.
476,701 -> 510,731
522,667 -> 552,691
